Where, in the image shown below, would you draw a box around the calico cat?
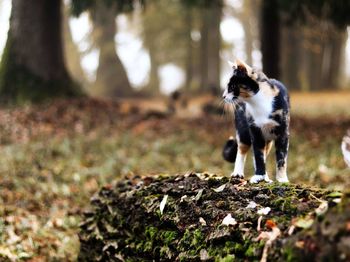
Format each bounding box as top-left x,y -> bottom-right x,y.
222,59 -> 290,183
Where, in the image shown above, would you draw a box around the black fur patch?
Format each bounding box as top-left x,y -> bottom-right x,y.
227,72 -> 259,97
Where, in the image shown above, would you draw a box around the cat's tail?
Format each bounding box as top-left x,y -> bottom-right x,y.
222,136 -> 237,163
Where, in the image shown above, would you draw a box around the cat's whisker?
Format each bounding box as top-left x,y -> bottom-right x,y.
222,101 -> 229,119
218,99 -> 225,119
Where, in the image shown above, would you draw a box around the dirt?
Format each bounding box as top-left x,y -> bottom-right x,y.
78,173 -> 345,261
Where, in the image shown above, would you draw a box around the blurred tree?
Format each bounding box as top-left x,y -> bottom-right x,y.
240,0 -> 257,66
260,0 -> 281,79
199,1 -> 222,93
226,0 -> 260,70
90,2 -> 132,97
184,7 -> 194,91
63,3 -> 89,88
72,0 -> 144,97
281,25 -> 301,90
180,0 -> 222,93
0,0 -> 82,103
261,0 -> 350,87
142,0 -> 196,94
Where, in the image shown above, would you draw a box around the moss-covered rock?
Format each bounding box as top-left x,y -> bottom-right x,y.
269,191 -> 350,261
78,173 -> 344,261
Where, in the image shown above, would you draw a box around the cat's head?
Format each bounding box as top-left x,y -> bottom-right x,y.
223,59 -> 268,102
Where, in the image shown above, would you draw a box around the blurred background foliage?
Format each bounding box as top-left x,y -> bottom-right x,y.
0,0 -> 350,260
1,0 -> 350,101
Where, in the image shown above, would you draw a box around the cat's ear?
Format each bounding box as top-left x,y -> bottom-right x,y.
227,60 -> 236,68
235,59 -> 250,70
235,59 -> 254,76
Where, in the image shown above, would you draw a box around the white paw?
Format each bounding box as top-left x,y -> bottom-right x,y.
230,172 -> 244,178
276,175 -> 289,183
250,174 -> 272,184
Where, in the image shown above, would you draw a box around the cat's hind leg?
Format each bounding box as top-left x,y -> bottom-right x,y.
275,135 -> 289,183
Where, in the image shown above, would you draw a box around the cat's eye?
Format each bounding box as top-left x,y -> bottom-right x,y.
228,84 -> 234,93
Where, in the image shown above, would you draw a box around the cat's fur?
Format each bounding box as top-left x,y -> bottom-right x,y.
222,59 -> 290,183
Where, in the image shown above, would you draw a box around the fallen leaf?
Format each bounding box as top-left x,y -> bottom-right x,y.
255,224 -> 281,262
294,217 -> 314,229
199,217 -> 207,226
222,214 -> 237,226
295,240 -> 305,249
315,201 -> 328,216
327,192 -> 343,198
265,220 -> 276,229
288,225 -> 296,235
160,195 -> 168,215
246,201 -> 257,209
257,207 -> 271,215
213,184 -> 226,193
333,198 -> 341,203
195,189 -> 204,201
257,216 -> 263,231
180,195 -> 188,202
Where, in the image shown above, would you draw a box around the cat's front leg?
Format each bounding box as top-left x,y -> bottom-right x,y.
275,134 -> 289,183
249,127 -> 272,183
231,142 -> 249,178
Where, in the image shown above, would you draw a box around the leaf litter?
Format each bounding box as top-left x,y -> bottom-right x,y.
0,97 -> 349,260
79,173 -> 340,261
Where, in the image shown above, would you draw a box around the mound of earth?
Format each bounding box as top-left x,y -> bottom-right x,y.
78,173 -> 347,261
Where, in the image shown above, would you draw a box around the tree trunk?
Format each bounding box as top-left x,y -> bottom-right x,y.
260,0 -> 281,79
91,2 -> 132,97
63,3 -> 88,89
147,39 -> 161,94
79,173 -> 346,261
281,25 -> 301,90
199,7 -> 209,91
207,2 -> 222,94
241,0 -> 254,66
0,0 -> 82,103
184,7 -> 193,92
324,29 -> 347,89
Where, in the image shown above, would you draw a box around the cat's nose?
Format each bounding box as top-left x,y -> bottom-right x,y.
222,94 -> 226,99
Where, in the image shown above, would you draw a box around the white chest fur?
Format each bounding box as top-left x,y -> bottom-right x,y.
245,91 -> 279,139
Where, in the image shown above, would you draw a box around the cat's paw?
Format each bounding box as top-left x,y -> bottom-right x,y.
249,174 -> 272,184
276,175 -> 289,183
230,172 -> 244,178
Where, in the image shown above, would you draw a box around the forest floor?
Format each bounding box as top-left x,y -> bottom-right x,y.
0,91 -> 349,261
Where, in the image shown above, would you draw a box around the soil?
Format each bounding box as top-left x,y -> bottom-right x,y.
78,173 -> 346,261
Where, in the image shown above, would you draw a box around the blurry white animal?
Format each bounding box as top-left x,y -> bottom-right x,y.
342,130 -> 350,168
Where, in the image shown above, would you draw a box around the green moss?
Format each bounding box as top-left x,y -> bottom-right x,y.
0,34 -> 84,104
145,226 -> 158,241
216,255 -> 235,262
192,229 -> 204,249
283,246 -> 298,262
143,241 -> 153,252
161,230 -> 177,245
271,196 -> 297,213
244,245 -> 256,257
222,241 -> 237,254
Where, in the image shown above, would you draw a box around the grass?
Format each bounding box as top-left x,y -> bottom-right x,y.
0,94 -> 349,260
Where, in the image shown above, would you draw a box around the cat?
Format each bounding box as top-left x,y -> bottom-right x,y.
222,59 -> 290,183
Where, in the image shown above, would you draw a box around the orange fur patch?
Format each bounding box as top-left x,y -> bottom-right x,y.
260,82 -> 280,97
238,143 -> 250,154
